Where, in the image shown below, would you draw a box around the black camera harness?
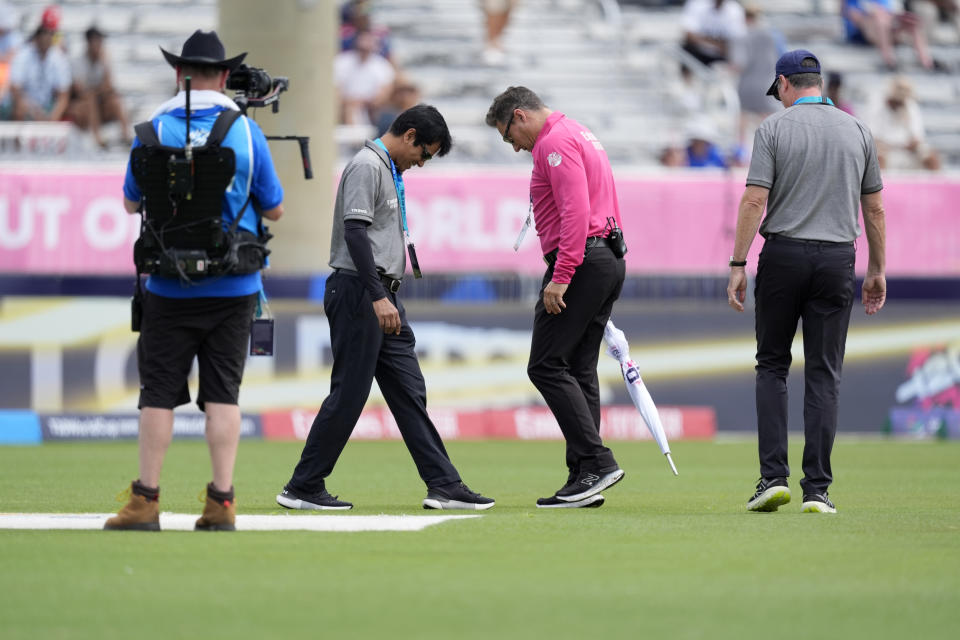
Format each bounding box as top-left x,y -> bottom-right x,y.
131,108 -> 271,280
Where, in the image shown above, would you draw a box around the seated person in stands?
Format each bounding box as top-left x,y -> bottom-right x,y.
65,26 -> 131,148
842,0 -> 935,70
904,0 -> 960,45
826,71 -> 856,116
340,0 -> 392,61
681,0 -> 746,66
375,75 -> 421,136
334,28 -> 395,125
0,4 -> 24,115
7,11 -> 70,121
685,120 -> 728,168
867,75 -> 941,170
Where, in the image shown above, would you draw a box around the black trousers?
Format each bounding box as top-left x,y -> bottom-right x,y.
528,244 -> 626,477
287,271 -> 460,493
754,235 -> 856,495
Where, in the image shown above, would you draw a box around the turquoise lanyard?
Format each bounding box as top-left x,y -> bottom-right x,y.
373,138 -> 410,237
793,96 -> 835,106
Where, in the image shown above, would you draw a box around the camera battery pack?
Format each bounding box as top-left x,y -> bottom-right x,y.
250,318 -> 274,356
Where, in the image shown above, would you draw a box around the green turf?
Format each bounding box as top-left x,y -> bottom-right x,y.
1,438 -> 958,640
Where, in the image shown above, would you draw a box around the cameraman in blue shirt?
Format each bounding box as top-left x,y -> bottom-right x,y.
106,31 -> 283,532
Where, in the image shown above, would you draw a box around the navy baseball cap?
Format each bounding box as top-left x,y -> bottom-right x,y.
766,49 -> 821,98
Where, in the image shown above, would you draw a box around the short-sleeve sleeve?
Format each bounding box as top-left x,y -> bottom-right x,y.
860,124 -> 883,194
247,119 -> 284,210
746,123 -> 775,189
122,131 -> 148,202
340,160 -> 380,223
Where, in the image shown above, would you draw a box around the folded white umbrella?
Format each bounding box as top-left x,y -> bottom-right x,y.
603,319 -> 678,475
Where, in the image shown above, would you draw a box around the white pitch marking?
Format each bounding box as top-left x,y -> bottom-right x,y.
0,513 -> 481,532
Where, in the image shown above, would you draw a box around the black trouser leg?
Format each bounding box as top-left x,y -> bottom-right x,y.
799,246 -> 855,496
755,237 -> 855,489
755,240 -> 805,481
375,296 -> 460,488
287,273 -> 381,493
563,273 -> 622,479
528,247 -> 625,474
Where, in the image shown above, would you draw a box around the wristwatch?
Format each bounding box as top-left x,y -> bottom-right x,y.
729,257 -> 747,267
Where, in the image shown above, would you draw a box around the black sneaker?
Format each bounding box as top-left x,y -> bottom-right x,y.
423,481 -> 495,511
555,468 -> 624,502
276,486 -> 353,510
802,492 -> 837,513
746,477 -> 791,512
536,494 -> 605,509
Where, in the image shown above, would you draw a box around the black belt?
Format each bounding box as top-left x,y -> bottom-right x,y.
335,268 -> 402,293
765,233 -> 854,247
543,236 -> 612,267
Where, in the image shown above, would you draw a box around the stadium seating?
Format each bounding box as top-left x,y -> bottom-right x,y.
2,0 -> 958,167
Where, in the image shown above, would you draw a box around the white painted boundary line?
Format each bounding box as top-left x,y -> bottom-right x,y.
0,513 -> 482,532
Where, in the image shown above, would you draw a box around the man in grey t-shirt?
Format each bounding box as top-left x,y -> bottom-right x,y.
726,50 -> 887,515
277,105 -> 494,512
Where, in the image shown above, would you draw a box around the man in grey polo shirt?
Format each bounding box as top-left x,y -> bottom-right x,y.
726,50 -> 887,514
277,105 -> 494,511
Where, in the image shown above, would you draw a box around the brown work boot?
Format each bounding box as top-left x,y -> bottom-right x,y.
195,482 -> 236,531
104,480 -> 160,531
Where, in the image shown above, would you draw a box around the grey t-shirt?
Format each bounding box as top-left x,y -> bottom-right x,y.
747,102 -> 883,243
329,141 -> 406,279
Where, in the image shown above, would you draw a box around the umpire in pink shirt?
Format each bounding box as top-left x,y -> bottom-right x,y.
487,86 -> 626,508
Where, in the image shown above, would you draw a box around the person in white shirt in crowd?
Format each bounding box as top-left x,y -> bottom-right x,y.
867,75 -> 941,170
334,28 -> 395,125
681,0 -> 747,66
8,10 -> 70,121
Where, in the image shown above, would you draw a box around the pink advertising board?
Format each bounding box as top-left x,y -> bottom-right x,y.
1,167 -> 957,276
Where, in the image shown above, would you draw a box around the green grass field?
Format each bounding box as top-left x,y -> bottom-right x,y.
1,438 -> 958,640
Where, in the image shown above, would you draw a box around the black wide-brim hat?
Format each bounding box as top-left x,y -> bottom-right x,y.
160,29 -> 246,71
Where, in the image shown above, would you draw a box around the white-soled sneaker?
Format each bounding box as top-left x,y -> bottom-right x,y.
555,468 -> 624,503
276,487 -> 353,510
423,481 -> 495,511
536,494 -> 605,509
802,493 -> 837,513
747,477 -> 791,512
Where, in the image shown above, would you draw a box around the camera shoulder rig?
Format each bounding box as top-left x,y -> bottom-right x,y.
130,109 -> 271,283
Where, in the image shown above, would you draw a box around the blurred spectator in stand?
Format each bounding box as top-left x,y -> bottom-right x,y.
66,26 -> 130,148
481,0 -> 517,66
685,119 -> 728,168
842,0 -> 935,70
7,8 -> 70,121
667,63 -> 706,116
867,75 -> 941,169
375,75 -> 421,136
731,3 -> 784,157
334,28 -> 395,125
826,71 -> 856,115
681,0 -> 747,66
905,0 -> 960,44
659,142 -> 688,167
0,3 -> 23,115
340,0 -> 392,62
0,4 -> 22,64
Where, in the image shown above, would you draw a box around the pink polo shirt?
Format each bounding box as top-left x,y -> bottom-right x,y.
531,111 -> 622,284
